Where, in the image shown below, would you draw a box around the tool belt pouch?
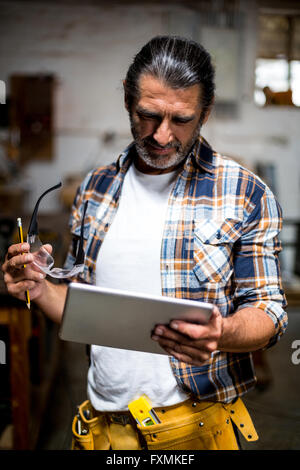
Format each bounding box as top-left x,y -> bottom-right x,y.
137,399 -> 258,451
71,400 -> 109,450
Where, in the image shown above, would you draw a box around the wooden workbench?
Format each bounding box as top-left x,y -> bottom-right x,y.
0,293 -> 60,450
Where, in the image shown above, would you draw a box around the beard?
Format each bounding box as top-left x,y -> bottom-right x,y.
130,114 -> 201,172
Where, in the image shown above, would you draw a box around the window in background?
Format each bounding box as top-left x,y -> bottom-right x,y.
254,14 -> 300,107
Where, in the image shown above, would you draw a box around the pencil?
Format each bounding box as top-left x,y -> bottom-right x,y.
17,217 -> 31,310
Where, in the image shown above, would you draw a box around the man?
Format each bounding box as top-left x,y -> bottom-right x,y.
2,36 -> 287,450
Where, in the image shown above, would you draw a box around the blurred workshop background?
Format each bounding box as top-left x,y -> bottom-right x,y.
0,0 -> 300,450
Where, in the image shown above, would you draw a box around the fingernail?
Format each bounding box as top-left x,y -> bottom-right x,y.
171,322 -> 178,330
155,328 -> 163,336
152,335 -> 159,341
26,254 -> 33,262
22,244 -> 28,251
39,273 -> 45,279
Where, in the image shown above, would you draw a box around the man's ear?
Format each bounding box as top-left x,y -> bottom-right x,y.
202,109 -> 211,125
123,80 -> 129,112
202,97 -> 215,124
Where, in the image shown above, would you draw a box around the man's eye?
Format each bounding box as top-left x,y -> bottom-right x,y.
137,112 -> 156,121
173,118 -> 192,124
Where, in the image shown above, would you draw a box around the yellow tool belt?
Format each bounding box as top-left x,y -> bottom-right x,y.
72,397 -> 258,450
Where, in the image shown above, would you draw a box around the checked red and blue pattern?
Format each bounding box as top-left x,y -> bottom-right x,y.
64,135 -> 287,403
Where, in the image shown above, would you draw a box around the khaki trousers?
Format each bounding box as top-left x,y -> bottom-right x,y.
71,397 -> 258,450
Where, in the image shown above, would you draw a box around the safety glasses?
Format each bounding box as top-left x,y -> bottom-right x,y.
27,182 -> 88,279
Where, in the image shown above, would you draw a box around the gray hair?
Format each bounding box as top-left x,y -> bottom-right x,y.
124,36 -> 215,124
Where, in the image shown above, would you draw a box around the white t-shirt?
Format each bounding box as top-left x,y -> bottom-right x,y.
88,162 -> 189,411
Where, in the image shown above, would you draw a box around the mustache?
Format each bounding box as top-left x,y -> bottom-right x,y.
142,136 -> 181,150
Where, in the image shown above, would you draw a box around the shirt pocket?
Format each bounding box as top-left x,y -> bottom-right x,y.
193,218 -> 242,285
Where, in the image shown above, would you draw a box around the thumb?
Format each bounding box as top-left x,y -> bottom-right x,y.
42,243 -> 53,254
169,319 -> 205,340
169,307 -> 221,339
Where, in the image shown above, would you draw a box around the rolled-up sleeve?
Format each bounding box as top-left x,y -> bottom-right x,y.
233,185 -> 288,348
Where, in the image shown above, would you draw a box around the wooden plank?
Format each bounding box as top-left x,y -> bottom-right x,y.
9,306 -> 30,449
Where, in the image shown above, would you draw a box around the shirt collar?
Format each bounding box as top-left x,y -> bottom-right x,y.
116,142 -> 135,172
188,135 -> 216,174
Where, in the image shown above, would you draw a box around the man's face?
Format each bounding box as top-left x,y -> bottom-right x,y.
127,74 -> 204,174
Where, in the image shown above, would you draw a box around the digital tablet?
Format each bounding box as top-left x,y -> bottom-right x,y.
59,283 -> 214,355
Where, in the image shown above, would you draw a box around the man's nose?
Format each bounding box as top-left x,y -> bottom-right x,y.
153,119 -> 173,147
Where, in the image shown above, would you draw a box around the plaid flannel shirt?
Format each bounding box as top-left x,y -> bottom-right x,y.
64,135 -> 287,403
